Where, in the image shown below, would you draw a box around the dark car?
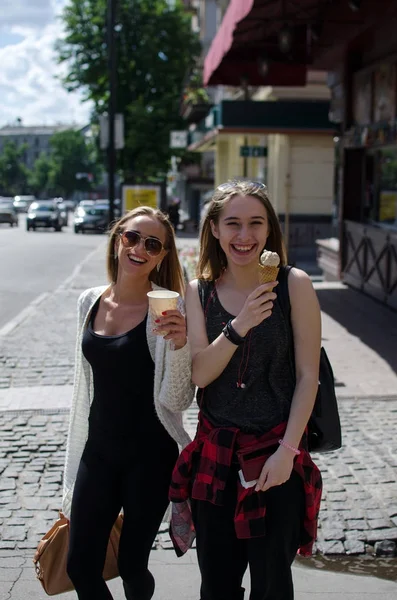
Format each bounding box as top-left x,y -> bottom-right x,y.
74,204 -> 109,233
0,199 -> 18,226
26,201 -> 63,231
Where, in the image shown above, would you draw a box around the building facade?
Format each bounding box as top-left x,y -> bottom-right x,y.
183,0 -> 335,264
0,124 -> 73,169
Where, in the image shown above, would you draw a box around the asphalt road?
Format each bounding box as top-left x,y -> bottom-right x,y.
0,213 -> 106,329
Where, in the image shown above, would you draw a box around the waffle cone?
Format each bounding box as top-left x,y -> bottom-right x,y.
258,265 -> 279,285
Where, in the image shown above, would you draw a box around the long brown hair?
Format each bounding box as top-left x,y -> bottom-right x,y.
106,206 -> 185,296
198,180 -> 287,280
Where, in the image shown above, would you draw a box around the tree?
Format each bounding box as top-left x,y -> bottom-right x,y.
56,0 -> 200,181
47,129 -> 102,197
0,141 -> 29,196
28,153 -> 52,197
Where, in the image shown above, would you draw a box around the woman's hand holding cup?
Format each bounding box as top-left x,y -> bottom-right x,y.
147,291 -> 187,350
155,310 -> 187,349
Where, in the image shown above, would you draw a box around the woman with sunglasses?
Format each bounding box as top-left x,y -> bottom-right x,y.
170,181 -> 322,600
63,206 -> 194,600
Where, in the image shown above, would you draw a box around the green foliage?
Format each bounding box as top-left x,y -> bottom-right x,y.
56,0 -> 201,181
28,153 -> 52,196
0,142 -> 29,196
47,130 -> 102,197
26,130 -> 101,197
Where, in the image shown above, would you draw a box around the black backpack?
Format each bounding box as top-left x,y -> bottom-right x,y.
277,266 -> 342,453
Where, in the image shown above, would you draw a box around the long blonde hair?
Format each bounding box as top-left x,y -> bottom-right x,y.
198,180 -> 287,280
107,206 -> 185,296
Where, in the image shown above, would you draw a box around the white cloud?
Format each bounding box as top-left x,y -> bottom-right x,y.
0,0 -> 93,126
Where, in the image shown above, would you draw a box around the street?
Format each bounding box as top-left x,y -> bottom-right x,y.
0,214 -> 106,330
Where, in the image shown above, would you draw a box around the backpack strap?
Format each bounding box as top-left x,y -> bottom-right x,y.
197,279 -> 216,318
277,266 -> 296,381
277,265 -> 293,322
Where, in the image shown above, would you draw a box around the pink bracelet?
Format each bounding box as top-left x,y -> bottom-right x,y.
278,439 -> 301,455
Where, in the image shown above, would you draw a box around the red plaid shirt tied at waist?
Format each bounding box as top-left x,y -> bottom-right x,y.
169,414 -> 322,557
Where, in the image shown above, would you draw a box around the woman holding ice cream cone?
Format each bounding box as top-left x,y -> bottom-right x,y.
170,180 -> 322,600
63,206 -> 194,600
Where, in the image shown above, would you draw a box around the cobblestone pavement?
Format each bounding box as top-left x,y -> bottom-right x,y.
1,400 -> 397,556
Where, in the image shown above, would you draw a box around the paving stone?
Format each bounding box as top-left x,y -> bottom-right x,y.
344,540 -> 365,554
317,540 -> 345,554
368,518 -> 394,529
346,520 -> 369,530
344,530 -> 367,542
374,540 -> 397,557
0,478 -> 16,491
366,528 -> 397,542
322,528 -> 345,541
1,526 -> 26,541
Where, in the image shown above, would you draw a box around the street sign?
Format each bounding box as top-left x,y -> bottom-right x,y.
99,113 -> 125,150
122,185 -> 160,213
240,146 -> 268,158
170,130 -> 188,149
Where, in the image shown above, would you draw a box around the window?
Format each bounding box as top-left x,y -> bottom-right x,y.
368,147 -> 397,227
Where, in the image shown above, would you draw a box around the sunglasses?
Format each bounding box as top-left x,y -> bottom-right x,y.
119,230 -> 164,257
216,180 -> 267,192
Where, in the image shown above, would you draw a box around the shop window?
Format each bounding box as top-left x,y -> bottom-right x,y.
368,147 -> 397,227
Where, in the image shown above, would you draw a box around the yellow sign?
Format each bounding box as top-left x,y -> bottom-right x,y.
122,186 -> 159,213
379,190 -> 397,223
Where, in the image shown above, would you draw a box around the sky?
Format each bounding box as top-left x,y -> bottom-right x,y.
0,0 -> 93,127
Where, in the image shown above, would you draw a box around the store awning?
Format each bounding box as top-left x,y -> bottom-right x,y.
203,0 -> 309,87
203,0 -> 255,86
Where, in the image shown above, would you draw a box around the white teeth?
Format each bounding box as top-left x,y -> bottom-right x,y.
233,245 -> 254,252
128,255 -> 146,263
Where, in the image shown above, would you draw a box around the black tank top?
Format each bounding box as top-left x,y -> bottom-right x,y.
198,273 -> 294,434
82,298 -> 171,443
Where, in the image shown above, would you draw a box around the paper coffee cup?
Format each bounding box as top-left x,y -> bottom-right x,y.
147,290 -> 179,336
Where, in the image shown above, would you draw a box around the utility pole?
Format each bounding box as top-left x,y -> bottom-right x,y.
107,0 -> 117,226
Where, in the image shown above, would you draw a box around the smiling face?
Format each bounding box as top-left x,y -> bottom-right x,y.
210,195 -> 269,267
115,215 -> 168,280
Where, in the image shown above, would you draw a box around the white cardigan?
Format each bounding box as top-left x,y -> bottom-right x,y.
62,283 -> 195,518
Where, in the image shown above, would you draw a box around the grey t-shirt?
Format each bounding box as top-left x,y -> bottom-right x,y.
197,275 -> 294,434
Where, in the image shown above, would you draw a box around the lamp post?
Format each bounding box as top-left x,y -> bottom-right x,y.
107,0 -> 117,226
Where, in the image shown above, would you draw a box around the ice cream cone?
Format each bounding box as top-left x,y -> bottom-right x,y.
258,264 -> 279,285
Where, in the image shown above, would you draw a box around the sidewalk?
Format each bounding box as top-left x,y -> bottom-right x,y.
1,235 -> 397,598
2,549 -> 397,600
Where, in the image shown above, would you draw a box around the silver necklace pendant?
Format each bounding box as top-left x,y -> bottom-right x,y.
237,382 -> 246,389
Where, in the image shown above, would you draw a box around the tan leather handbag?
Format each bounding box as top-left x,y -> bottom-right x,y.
33,513 -> 123,596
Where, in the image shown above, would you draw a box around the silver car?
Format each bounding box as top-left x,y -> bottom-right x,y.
0,199 -> 18,226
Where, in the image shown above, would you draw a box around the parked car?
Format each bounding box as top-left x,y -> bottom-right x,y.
0,198 -> 18,226
95,199 -> 121,219
26,201 -> 63,231
13,195 -> 36,213
74,204 -> 109,233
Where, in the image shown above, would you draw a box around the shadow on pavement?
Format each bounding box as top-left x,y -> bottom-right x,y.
316,286 -> 397,377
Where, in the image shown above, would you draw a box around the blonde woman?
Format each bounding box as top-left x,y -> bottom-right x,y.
170,181 -> 322,600
63,207 -> 194,600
